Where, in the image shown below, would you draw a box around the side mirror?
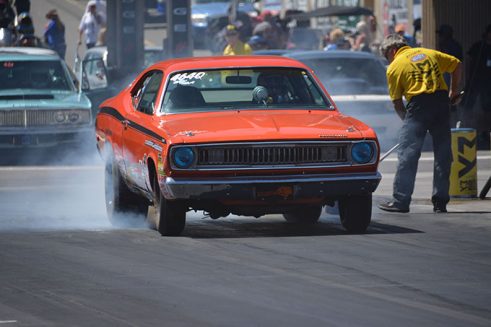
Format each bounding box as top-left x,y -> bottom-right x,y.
81,58 -> 108,91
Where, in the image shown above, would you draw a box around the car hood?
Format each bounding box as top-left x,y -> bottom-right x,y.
0,90 -> 91,110
159,110 -> 374,144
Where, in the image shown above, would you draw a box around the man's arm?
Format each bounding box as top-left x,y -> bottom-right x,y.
449,62 -> 462,100
392,99 -> 406,120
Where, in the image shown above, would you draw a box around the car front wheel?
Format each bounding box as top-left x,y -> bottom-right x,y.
338,194 -> 372,233
152,175 -> 186,236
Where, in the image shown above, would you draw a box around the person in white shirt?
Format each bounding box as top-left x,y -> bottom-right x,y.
78,0 -> 105,49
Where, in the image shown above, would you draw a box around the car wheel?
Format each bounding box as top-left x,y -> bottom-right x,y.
338,194 -> 372,233
152,175 -> 186,236
105,156 -> 148,227
283,206 -> 322,224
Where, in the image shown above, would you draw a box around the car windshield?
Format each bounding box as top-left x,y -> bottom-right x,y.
0,60 -> 73,91
162,68 -> 332,113
300,58 -> 388,95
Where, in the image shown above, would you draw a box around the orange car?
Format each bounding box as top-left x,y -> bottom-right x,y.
95,56 -> 381,236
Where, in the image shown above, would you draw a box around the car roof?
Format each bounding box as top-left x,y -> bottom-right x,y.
150,55 -> 310,71
0,47 -> 60,61
285,50 -> 381,60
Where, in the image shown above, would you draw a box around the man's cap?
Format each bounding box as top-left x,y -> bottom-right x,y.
225,24 -> 239,36
248,35 -> 267,45
436,24 -> 453,36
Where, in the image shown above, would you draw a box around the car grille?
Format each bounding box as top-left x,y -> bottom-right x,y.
0,110 -> 90,127
195,142 -> 348,168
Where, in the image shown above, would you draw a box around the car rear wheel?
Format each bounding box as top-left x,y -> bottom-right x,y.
105,157 -> 148,227
152,175 -> 186,236
338,194 -> 372,233
283,206 -> 322,224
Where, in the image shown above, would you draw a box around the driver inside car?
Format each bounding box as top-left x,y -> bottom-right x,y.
256,72 -> 292,104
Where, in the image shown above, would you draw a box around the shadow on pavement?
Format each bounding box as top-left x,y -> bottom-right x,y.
181,217 -> 423,239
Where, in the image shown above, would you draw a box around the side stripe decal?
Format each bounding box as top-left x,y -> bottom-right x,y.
99,107 -> 166,144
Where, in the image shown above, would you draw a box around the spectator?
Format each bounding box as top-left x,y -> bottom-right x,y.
15,11 -> 34,37
248,35 -> 269,51
464,24 -> 491,149
437,24 -> 463,61
395,24 -> 416,47
13,0 -> 30,16
78,1 -> 105,49
253,10 -> 284,49
324,28 -> 345,51
0,0 -> 15,29
378,34 -> 462,214
352,21 -> 371,53
223,24 -> 252,56
352,20 -> 371,52
44,9 -> 66,59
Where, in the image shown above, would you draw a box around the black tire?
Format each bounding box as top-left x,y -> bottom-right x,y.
338,194 -> 372,233
283,206 -> 322,224
105,156 -> 148,227
153,175 -> 186,236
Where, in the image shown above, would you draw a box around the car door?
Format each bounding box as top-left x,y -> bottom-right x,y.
81,54 -> 110,120
122,70 -> 164,191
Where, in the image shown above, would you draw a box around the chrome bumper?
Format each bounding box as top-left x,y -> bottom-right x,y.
161,172 -> 381,200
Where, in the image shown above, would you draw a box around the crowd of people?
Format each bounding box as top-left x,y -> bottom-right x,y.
0,0 -> 67,58
0,0 -> 107,60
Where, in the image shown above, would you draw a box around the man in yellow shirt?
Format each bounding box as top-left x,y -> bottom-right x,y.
378,34 -> 462,213
223,24 -> 252,56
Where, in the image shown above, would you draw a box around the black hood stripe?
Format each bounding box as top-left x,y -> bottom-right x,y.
99,107 -> 166,144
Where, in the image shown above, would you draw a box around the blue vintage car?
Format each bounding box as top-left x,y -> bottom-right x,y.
0,47 -> 93,150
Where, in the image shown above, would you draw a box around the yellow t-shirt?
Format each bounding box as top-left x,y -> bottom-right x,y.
387,46 -> 460,102
223,41 -> 253,56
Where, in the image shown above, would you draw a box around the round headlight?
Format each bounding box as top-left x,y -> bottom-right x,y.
173,147 -> 195,169
55,112 -> 65,123
351,142 -> 374,164
68,112 -> 80,123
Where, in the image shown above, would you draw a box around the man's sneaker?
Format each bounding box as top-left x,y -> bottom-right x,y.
378,201 -> 409,213
433,205 -> 447,213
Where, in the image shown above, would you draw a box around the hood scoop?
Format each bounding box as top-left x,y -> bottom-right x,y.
0,94 -> 55,100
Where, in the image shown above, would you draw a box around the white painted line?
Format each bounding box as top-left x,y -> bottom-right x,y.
0,321 -> 17,324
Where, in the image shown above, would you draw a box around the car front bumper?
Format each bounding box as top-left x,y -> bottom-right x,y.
161,172 -> 381,200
